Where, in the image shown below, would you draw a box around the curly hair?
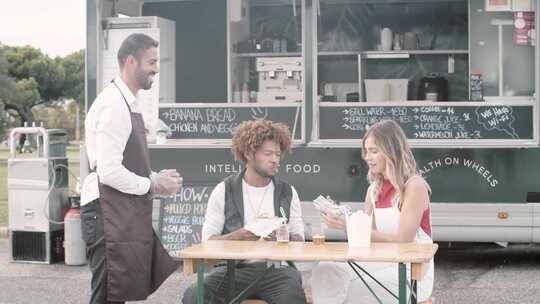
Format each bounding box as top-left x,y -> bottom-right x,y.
231,119 -> 292,164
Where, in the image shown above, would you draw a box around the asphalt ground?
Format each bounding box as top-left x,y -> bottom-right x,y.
432,243 -> 540,304
0,238 -> 193,304
0,239 -> 539,304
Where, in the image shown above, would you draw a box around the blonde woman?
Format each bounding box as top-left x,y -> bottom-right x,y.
310,120 -> 434,304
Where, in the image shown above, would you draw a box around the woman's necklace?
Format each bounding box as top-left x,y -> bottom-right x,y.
245,182 -> 271,217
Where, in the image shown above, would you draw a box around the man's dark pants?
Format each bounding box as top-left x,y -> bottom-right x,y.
182,262 -> 306,304
81,200 -> 124,304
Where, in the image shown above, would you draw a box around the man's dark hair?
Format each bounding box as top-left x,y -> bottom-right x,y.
117,33 -> 159,68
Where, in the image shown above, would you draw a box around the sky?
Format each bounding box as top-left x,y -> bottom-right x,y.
0,0 -> 85,58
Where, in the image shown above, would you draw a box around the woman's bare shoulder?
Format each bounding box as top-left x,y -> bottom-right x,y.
405,175 -> 430,195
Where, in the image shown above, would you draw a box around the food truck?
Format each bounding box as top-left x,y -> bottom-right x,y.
85,0 -> 540,253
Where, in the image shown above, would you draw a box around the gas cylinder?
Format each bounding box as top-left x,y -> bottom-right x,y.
64,196 -> 87,266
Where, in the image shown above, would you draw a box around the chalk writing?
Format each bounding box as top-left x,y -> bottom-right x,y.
320,105 -> 532,140
475,106 -> 518,139
159,105 -> 302,140
158,184 -> 213,257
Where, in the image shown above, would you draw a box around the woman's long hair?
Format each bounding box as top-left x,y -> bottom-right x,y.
362,120 -> 418,208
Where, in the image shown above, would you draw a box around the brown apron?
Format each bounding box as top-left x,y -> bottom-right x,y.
98,82 -> 177,301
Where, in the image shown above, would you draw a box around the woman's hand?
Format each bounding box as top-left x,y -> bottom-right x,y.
321,211 -> 346,231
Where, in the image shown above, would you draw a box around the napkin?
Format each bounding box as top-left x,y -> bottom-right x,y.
245,217 -> 286,238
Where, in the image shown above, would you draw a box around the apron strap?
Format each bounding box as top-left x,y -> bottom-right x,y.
112,79 -> 133,114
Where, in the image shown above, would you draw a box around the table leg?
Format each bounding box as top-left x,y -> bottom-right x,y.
410,278 -> 418,304
398,263 -> 406,304
197,260 -> 205,304
347,262 -> 383,304
350,261 -> 398,300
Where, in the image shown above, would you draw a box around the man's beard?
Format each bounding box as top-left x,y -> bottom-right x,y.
136,69 -> 153,90
253,164 -> 277,179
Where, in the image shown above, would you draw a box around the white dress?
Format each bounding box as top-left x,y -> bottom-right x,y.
310,184 -> 434,304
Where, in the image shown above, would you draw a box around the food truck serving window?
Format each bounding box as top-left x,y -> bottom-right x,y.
312,0 -> 538,148
95,0 -> 536,147
138,0 -> 306,146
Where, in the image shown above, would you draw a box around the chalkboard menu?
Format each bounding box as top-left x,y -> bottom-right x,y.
158,184 -> 214,257
159,104 -> 302,140
319,105 -> 533,140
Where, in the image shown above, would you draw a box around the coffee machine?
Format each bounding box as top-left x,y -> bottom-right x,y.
417,74 -> 448,101
256,57 -> 303,102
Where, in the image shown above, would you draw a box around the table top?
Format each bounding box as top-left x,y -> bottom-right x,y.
177,240 -> 438,264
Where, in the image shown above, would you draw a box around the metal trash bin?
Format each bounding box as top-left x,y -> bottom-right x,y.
7,127 -> 69,263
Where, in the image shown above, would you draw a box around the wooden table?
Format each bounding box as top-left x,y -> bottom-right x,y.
178,240 -> 438,304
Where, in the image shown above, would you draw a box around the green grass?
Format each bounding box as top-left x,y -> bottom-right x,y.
0,147 -> 80,227
0,163 -> 6,227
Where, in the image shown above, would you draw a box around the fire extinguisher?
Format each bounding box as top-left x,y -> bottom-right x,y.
64,196 -> 87,266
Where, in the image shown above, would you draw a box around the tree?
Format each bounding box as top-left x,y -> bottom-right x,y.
0,45 -> 85,142
10,77 -> 40,124
5,46 -> 65,101
61,50 -> 84,104
61,50 -> 85,140
33,100 -> 80,140
0,45 -> 15,140
1,45 -> 65,128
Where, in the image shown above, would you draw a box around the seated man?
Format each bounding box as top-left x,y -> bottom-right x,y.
182,119 -> 306,304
